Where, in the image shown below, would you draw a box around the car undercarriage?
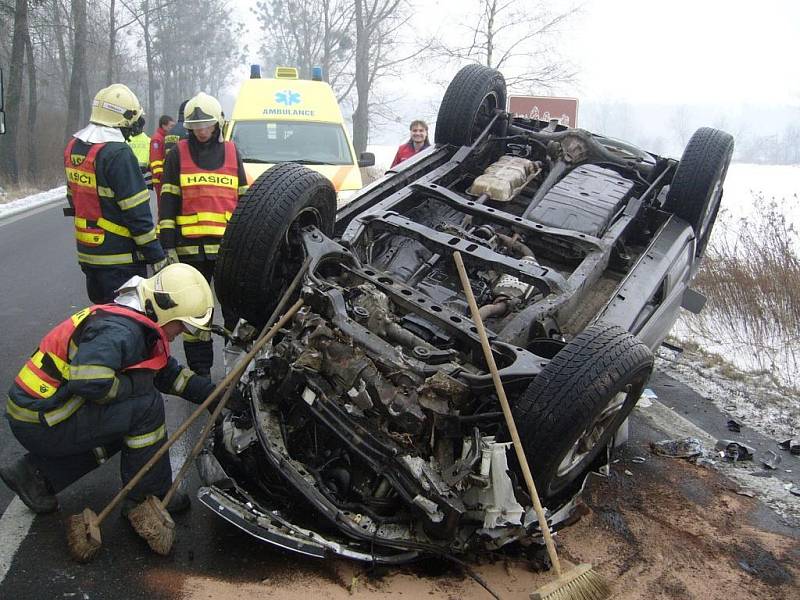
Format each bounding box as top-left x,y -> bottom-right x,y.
199,65 -> 734,563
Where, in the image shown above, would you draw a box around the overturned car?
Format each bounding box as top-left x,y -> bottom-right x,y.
198,65 -> 734,563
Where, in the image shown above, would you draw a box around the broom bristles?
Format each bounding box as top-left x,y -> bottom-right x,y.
127,496 -> 176,556
530,564 -> 611,600
65,512 -> 102,563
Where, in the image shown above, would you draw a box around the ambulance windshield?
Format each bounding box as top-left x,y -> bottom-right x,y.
232,120 -> 354,165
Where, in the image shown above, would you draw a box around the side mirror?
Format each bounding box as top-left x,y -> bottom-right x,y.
358,152 -> 375,168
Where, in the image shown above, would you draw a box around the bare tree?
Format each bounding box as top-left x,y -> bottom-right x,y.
65,0 -> 88,140
254,0 -> 355,101
0,0 -> 29,184
432,0 -> 579,91
351,0 -> 427,154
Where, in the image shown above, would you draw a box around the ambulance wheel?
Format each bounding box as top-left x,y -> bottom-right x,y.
435,64 -> 506,146
215,163 -> 336,329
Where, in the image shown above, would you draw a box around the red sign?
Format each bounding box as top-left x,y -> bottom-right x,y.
508,96 -> 579,128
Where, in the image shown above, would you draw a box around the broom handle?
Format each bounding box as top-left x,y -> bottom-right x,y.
95,297 -> 305,525
453,251 -> 563,577
163,259 -> 311,505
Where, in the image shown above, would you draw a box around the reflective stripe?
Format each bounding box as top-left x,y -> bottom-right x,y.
175,211 -> 229,225
6,396 -> 86,426
181,224 -> 226,237
161,184 -> 181,196
238,185 -> 249,196
133,228 -> 158,245
182,330 -> 204,342
118,190 -> 150,210
99,376 -> 121,402
6,397 -> 40,423
97,186 -> 114,198
159,219 -> 176,230
175,246 -> 200,255
70,364 -> 116,381
96,218 -> 131,237
76,230 -> 104,245
16,364 -> 58,398
77,251 -> 135,265
203,244 -> 220,255
172,368 -> 193,395
124,423 -> 166,449
43,396 -> 85,426
42,351 -> 70,379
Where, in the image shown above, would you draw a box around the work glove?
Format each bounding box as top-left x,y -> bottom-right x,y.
150,249 -> 179,274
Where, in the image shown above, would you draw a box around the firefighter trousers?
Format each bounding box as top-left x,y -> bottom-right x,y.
8,390 -> 172,502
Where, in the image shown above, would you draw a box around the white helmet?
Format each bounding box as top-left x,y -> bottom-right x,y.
137,263 -> 213,331
183,92 -> 223,130
90,84 -> 144,128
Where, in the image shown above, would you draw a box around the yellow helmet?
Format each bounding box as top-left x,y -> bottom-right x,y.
183,92 -> 223,130
137,263 -> 214,331
90,84 -> 144,128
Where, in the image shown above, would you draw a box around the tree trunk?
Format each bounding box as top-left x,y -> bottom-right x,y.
0,0 -> 28,185
53,0 -> 70,101
24,26 -> 38,181
106,0 -> 116,85
143,0 -> 156,130
65,0 -> 87,141
351,0 -> 369,155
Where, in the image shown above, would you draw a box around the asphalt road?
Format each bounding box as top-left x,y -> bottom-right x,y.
0,200 -> 795,599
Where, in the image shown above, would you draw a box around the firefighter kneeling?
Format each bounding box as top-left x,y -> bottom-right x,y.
0,264 -> 216,525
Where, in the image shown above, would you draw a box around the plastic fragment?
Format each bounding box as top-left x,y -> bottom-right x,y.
778,439 -> 800,455
650,437 -> 704,458
715,439 -> 754,462
727,419 -> 742,433
760,450 -> 781,470
631,456 -> 646,464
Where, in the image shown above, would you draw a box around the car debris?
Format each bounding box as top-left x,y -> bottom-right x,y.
715,440 -> 755,462
631,456 -> 647,464
778,439 -> 800,455
760,450 -> 782,470
726,419 -> 742,433
790,486 -> 800,497
637,388 -> 657,408
199,64 -> 734,562
650,437 -> 705,458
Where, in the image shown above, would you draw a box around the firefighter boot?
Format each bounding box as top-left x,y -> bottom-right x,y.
0,455 -> 59,514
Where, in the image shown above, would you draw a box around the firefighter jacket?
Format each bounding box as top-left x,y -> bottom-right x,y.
64,138 -> 165,268
159,137 -> 248,259
127,131 -> 153,189
163,122 -> 188,158
6,305 -> 214,428
150,126 -> 168,199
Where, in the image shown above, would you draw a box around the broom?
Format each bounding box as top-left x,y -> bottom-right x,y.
66,293 -> 306,562
452,251 -> 611,600
128,259 -> 311,555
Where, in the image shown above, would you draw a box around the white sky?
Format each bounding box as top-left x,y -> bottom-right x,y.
231,0 -> 800,147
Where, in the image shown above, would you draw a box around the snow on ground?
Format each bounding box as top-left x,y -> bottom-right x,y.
0,186 -> 66,221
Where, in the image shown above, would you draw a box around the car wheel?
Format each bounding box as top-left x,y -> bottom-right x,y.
512,323 -> 653,502
214,163 -> 336,329
434,64 -> 506,147
664,127 -> 734,257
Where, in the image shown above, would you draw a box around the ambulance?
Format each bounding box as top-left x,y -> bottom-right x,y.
225,66 -> 374,204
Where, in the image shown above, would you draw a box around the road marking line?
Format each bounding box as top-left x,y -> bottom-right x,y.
0,497 -> 35,584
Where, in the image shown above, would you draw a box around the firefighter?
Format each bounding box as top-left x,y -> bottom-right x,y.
163,100 -> 189,158
0,263 -> 216,517
159,92 -> 248,376
64,83 -> 169,304
127,120 -> 152,189
149,114 -> 175,202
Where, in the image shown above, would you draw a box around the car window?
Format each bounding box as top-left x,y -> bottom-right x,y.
231,120 -> 354,165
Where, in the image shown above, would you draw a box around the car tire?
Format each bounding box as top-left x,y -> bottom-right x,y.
512,323 -> 653,502
434,64 -> 506,147
214,163 -> 336,329
664,127 -> 734,256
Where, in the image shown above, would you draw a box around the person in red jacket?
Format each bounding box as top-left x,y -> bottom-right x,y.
390,120 -> 430,167
150,114 -> 175,203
